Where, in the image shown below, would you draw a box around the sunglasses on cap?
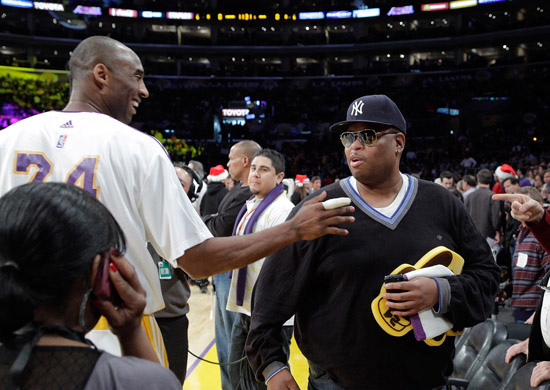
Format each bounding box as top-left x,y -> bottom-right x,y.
339,129 -> 400,148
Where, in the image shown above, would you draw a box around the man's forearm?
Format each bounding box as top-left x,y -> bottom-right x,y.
177,221 -> 298,278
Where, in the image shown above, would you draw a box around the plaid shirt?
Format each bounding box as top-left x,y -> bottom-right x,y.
512,225 -> 550,309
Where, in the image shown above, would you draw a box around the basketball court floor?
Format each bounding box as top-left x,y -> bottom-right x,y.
182,284 -> 515,390
183,285 -> 309,390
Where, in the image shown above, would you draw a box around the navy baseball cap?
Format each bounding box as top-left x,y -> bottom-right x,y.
329,95 -> 406,135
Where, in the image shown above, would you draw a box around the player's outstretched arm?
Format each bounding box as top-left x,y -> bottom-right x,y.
178,191 -> 355,278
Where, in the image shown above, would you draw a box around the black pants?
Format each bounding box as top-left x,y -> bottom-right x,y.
156,315 -> 189,384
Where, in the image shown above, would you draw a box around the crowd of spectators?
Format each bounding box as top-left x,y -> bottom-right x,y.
0,60 -> 548,185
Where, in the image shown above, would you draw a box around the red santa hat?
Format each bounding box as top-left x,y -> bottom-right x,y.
208,165 -> 229,182
295,174 -> 310,187
495,164 -> 517,180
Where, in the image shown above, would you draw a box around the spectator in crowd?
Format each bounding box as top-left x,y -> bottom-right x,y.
496,192 -> 550,387
503,177 -> 520,195
202,140 -> 262,390
507,187 -> 550,323
188,160 -> 207,214
247,94 -> 499,389
440,170 -> 454,188
447,185 -> 464,203
494,164 -> 516,194
534,174 -> 545,192
544,170 -> 550,192
0,182 -> 180,390
290,175 -> 309,205
226,149 -> 294,390
311,176 -> 322,192
465,168 -> 502,259
462,174 -> 477,203
200,165 -> 229,217
150,163 -> 199,383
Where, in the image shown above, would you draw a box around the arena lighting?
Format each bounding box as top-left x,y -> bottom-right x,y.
73,5 -> 101,16
436,107 -> 460,116
387,6 -> 414,16
141,10 -> 163,18
353,9 -> 380,18
421,2 -> 449,11
478,0 -> 507,3
472,96 -> 509,101
449,0 -> 477,9
34,2 -> 64,11
1,0 -> 32,8
109,8 -> 138,18
298,11 -> 325,20
326,10 -> 352,19
222,108 -> 250,117
166,11 -> 193,20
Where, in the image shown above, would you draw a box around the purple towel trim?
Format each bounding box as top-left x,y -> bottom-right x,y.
410,314 -> 426,341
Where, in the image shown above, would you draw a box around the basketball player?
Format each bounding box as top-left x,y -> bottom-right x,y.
0,36 -> 354,366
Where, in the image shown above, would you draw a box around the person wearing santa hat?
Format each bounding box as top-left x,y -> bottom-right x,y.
200,165 -> 230,217
291,174 -> 309,205
493,164 -> 517,194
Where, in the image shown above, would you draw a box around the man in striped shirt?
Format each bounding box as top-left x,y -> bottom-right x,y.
511,187 -> 550,323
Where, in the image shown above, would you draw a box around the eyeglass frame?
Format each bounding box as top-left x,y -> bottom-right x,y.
339,128 -> 400,148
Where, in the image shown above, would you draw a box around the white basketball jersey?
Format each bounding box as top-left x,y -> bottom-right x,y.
0,111 -> 212,313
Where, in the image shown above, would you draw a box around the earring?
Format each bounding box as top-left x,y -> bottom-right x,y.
78,288 -> 94,333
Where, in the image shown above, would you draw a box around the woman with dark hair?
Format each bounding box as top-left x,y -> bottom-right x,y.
0,182 -> 180,390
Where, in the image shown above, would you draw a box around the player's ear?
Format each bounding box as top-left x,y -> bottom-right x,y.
93,63 -> 109,90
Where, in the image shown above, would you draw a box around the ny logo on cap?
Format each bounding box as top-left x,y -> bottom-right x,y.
351,100 -> 364,116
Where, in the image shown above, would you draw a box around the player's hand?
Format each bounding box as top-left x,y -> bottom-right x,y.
493,194 -> 545,224
505,338 -> 528,364
383,277 -> 439,316
290,191 -> 355,241
531,360 -> 550,387
91,254 -> 146,336
525,312 -> 536,325
267,369 -> 301,390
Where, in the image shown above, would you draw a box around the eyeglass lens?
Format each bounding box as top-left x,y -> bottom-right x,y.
340,129 -> 377,148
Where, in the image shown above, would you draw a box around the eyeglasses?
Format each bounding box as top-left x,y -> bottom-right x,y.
339,129 -> 399,148
538,271 -> 550,292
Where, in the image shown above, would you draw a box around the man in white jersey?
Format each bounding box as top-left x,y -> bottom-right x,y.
0,36 -> 354,366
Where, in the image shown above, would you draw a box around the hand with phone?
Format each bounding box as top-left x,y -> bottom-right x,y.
90,251 -> 159,363
383,275 -> 439,317
92,250 -> 123,306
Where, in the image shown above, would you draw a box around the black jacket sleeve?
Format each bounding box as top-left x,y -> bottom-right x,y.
202,184 -> 251,237
444,197 -> 501,329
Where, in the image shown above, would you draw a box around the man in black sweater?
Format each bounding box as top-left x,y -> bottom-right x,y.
246,95 -> 500,389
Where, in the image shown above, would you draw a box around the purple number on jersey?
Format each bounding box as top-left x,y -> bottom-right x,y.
14,152 -> 100,199
15,152 -> 53,182
66,157 -> 100,199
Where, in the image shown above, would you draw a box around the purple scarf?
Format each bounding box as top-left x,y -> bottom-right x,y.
232,182 -> 284,306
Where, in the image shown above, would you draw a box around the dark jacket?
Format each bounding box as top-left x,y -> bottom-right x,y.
200,182 -> 228,217
202,182 -> 252,237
